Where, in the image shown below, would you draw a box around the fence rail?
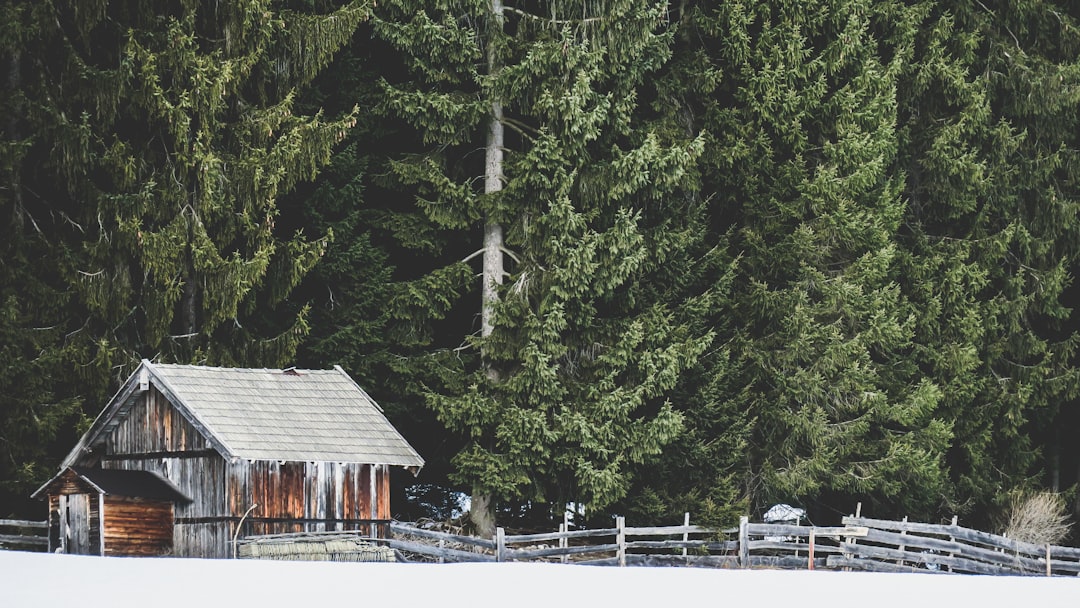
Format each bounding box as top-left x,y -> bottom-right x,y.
237,513 -> 1080,576
0,519 -> 48,552
828,516 -> 1080,576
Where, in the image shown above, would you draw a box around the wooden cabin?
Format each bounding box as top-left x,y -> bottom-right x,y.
34,361 -> 424,558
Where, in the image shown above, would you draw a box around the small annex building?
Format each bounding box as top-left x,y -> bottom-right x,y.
33,361 -> 424,558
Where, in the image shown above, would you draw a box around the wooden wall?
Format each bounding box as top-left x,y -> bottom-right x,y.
55,493 -> 99,555
227,461 -> 390,537
44,471 -> 101,555
93,387 -> 229,558
106,386 -> 212,453
103,498 -> 173,557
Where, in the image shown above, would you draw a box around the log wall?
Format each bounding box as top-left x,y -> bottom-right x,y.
103,497 -> 173,557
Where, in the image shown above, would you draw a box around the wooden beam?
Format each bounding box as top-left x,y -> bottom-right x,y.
0,519 -> 47,529
0,534 -> 48,547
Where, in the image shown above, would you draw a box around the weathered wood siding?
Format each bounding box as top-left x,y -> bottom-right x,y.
92,387 -> 228,558
104,386 -> 211,453
48,495 -> 60,552
57,493 -> 99,555
103,497 -> 173,557
43,470 -> 102,555
227,461 -> 388,538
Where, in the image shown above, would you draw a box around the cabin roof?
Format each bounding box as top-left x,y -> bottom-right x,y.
33,466 -> 191,502
63,361 -> 425,469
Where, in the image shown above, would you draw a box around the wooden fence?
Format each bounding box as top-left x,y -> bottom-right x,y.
827,516 -> 1080,576
237,514 -> 1080,577
0,519 -> 48,552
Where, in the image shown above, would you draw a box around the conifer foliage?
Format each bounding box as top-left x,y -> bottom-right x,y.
38,0 -> 369,371
0,0 -> 368,512
373,0 -> 709,530
895,0 -> 1080,518
4,0 -> 1080,528
667,0 -> 953,518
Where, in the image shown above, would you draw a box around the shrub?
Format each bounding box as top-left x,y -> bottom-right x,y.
1001,492 -> 1073,546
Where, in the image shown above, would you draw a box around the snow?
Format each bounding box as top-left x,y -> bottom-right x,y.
2,550 -> 1078,608
763,503 -> 806,523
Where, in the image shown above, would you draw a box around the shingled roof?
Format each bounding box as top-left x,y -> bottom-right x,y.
63,361 -> 424,470
33,467 -> 191,502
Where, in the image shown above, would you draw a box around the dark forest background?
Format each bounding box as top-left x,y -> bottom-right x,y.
4,0 -> 1080,536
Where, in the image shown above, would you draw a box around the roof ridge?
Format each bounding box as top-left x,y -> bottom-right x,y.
152,363 -> 338,374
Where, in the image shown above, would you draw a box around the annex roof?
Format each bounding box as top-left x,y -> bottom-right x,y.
62,361 -> 424,470
32,466 -> 190,502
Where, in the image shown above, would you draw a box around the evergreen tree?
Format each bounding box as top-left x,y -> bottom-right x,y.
21,0 -> 368,377
644,0 -> 953,521
0,0 -> 87,515
0,0 -> 368,513
373,0 -> 708,532
895,0 -> 1080,521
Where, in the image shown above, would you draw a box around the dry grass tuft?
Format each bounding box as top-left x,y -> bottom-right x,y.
1002,491 -> 1073,546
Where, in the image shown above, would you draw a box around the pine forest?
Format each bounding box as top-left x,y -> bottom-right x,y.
3,0 -> 1080,536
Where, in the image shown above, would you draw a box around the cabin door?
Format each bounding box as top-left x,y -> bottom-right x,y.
58,494 -> 93,554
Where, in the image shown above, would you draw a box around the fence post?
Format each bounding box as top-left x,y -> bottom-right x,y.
1046,544 -> 1052,577
496,527 -> 506,563
682,512 -> 690,558
616,516 -> 626,567
559,522 -> 568,565
896,516 -> 908,566
947,515 -> 957,573
739,516 -> 749,568
808,529 -> 815,571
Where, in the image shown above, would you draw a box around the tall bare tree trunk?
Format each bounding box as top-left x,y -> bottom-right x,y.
471,0 -> 504,539
8,51 -> 21,223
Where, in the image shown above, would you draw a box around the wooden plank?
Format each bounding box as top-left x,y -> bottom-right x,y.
1047,558 -> 1080,574
838,541 -> 1026,576
622,525 -> 719,537
844,515 -> 1055,557
826,555 -> 941,574
623,539 -> 738,551
0,519 -> 48,529
858,527 -> 1047,573
746,523 -> 868,538
749,555 -> 829,569
682,512 -> 690,558
381,538 -> 495,562
0,534 -> 48,546
559,522 -> 567,565
625,554 -> 741,568
616,516 -> 626,567
1050,545 -> 1080,559
506,543 -> 621,560
504,527 -> 618,544
738,516 -> 749,568
390,523 -> 497,549
747,540 -> 843,553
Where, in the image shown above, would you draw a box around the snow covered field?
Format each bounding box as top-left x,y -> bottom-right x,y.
2,550 -> 1078,608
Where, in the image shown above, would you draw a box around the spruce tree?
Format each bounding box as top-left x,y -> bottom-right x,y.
373,0 -> 708,532
647,0 -> 953,520
12,0 -> 368,375
895,0 -> 1080,521
0,0 -> 369,512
